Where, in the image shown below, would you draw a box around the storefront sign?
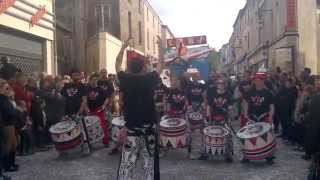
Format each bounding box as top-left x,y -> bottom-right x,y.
167,36 -> 207,48
0,0 -> 16,15
31,6 -> 46,26
286,0 -> 297,31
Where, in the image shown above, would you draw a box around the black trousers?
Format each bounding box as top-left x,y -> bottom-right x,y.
279,114 -> 293,138
289,122 -> 306,146
305,127 -> 320,156
19,130 -> 32,154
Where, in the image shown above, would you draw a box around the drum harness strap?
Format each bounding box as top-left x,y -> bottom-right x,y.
191,102 -> 203,112
249,113 -> 268,123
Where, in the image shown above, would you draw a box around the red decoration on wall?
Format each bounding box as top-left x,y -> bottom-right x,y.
31,6 -> 46,26
286,0 -> 297,31
0,0 -> 16,15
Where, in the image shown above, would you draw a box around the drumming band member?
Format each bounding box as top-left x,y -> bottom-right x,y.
186,76 -> 206,113
61,69 -> 88,116
86,74 -> 112,147
199,79 -> 233,162
243,72 -> 276,164
166,78 -> 187,118
98,69 -> 115,102
116,41 -> 160,180
154,80 -> 168,116
237,71 -> 253,128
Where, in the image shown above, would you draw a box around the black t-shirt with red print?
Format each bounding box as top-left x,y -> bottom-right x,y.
62,82 -> 87,115
86,86 -> 107,111
167,88 -> 187,112
247,88 -> 274,120
207,90 -> 233,116
97,79 -> 114,98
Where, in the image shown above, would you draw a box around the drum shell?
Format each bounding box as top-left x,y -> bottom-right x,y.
111,117 -> 125,142
54,135 -> 83,152
160,118 -> 187,148
50,121 -> 82,143
83,116 -> 104,144
237,123 -> 277,160
188,112 -> 204,130
202,126 -> 229,155
49,121 -> 83,153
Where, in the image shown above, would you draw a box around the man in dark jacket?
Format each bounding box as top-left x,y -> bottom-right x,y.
303,92 -> 320,160
0,78 -> 23,179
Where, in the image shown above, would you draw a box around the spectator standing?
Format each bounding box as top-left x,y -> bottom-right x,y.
0,79 -> 23,173
0,56 -> 19,82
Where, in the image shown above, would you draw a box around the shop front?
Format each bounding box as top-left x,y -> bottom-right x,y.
0,0 -> 55,74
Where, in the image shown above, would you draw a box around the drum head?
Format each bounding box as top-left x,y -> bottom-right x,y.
203,126 -> 229,138
160,118 -> 186,128
112,116 -> 125,126
188,112 -> 203,121
237,122 -> 271,139
84,116 -> 99,126
50,121 -> 76,134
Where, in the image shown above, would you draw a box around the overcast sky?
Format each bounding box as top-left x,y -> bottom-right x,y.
148,0 -> 246,49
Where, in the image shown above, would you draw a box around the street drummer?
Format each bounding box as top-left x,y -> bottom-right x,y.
154,79 -> 169,116
85,73 -> 112,147
115,40 -> 160,180
61,69 -> 88,116
186,72 -> 206,114
242,72 -> 276,164
166,78 -> 187,118
198,78 -> 233,162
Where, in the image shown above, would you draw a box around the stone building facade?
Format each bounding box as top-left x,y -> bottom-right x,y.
225,0 -> 320,75
56,0 -> 170,73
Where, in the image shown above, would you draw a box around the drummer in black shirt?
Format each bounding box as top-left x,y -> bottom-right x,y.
245,73 -> 275,124
61,69 -> 88,116
186,73 -> 206,113
199,78 -> 234,162
116,40 -> 160,180
154,80 -> 169,116
86,73 -> 111,146
98,69 -> 115,96
243,72 -> 276,164
166,78 -> 187,118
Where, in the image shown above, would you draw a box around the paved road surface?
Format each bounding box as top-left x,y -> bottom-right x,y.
8,122 -> 309,180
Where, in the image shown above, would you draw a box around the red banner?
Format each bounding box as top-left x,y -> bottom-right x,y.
167,36 -> 207,48
0,0 -> 16,15
31,6 -> 46,26
286,0 -> 297,31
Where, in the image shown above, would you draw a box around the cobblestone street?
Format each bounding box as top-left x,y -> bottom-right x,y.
8,123 -> 309,180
